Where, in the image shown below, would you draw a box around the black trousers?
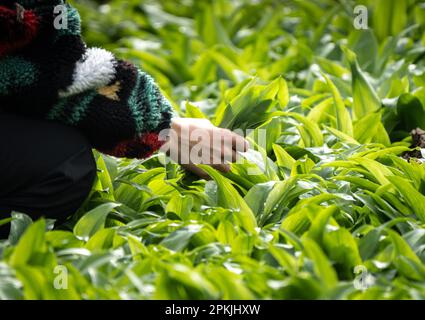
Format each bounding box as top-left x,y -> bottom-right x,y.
0,112 -> 97,239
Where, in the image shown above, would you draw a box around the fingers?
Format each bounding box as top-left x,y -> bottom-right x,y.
210,146 -> 241,165
232,132 -> 250,152
219,128 -> 250,152
171,117 -> 214,132
211,163 -> 231,173
166,118 -> 250,179
182,162 -> 231,180
221,148 -> 240,163
232,150 -> 240,163
182,163 -> 211,180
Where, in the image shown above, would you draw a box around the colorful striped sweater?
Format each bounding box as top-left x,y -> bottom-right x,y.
0,0 -> 174,159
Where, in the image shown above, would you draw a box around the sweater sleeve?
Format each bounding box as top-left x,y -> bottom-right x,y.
0,0 -> 174,159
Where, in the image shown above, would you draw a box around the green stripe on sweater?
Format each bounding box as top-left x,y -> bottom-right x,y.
141,72 -> 161,131
54,5 -> 82,40
47,91 -> 96,124
128,71 -> 146,135
68,91 -> 97,125
0,57 -> 38,96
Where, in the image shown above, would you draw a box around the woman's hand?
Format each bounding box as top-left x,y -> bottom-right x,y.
161,118 -> 249,179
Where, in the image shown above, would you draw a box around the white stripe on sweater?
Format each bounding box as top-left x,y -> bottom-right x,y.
59,48 -> 116,98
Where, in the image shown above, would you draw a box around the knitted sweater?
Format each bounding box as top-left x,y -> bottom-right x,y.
0,0 -> 174,159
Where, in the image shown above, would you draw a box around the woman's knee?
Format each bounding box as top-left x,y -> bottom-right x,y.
0,146 -> 96,239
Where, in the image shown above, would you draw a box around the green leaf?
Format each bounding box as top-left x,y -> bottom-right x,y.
74,203 -> 120,241
353,157 -> 393,186
307,206 -> 338,244
358,228 -> 381,261
198,165 -> 257,233
216,219 -> 236,245
322,73 -> 353,136
197,6 -> 233,47
269,245 -> 297,276
342,46 -> 381,119
206,268 -> 254,299
302,237 -> 338,290
387,230 -> 425,280
249,116 -> 282,154
281,206 -> 311,236
347,29 -> 378,73
7,213 -> 33,245
166,194 -> 194,220
273,144 -> 296,170
85,228 -> 116,251
155,264 -> 219,299
323,228 -> 362,277
324,126 -> 360,145
9,220 -> 46,267
353,112 -> 381,143
396,94 -> 425,132
96,155 -> 114,199
185,102 -> 207,119
277,77 -> 289,108
307,97 -> 333,124
315,56 -> 350,78
263,176 -> 300,218
216,79 -> 276,129
276,111 -> 324,147
244,182 -> 276,217
387,176 -> 425,223
160,224 -> 203,251
373,0 -> 407,41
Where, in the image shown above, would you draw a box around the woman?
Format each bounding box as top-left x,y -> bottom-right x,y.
0,0 -> 248,238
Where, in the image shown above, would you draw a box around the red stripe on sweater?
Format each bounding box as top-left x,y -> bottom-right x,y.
100,132 -> 165,159
141,132 -> 164,153
0,6 -> 39,57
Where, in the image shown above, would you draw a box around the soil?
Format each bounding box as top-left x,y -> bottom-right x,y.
403,128 -> 425,160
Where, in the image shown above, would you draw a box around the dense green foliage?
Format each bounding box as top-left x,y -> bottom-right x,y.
1,0 -> 425,299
